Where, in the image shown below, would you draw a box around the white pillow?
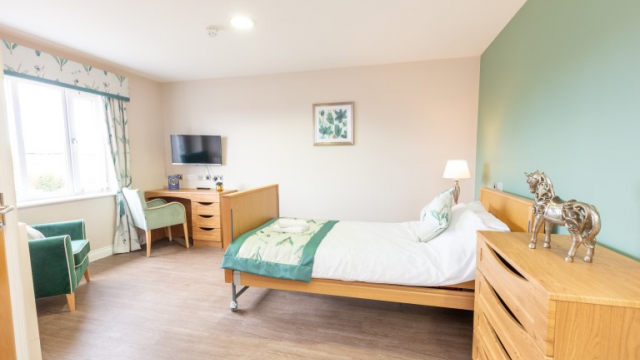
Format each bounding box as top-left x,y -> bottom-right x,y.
466,201 -> 510,231
26,226 -> 45,240
446,206 -> 487,233
416,187 -> 454,242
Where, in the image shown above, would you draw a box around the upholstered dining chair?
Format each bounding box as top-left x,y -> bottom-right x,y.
122,188 -> 189,257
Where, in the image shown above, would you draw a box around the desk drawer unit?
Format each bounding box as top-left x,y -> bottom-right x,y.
145,189 -> 235,248
473,231 -> 640,360
191,199 -> 223,247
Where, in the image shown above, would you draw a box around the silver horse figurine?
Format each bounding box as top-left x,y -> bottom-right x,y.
525,171 -> 601,262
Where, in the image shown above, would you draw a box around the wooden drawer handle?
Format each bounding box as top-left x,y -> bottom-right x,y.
491,327 -> 513,360
198,215 -> 214,219
197,202 -> 214,206
480,347 -> 490,360
490,285 -> 523,327
198,227 -> 215,231
487,247 -> 526,280
479,313 -> 513,360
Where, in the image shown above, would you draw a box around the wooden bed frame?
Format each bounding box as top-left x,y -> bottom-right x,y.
221,185 -> 534,311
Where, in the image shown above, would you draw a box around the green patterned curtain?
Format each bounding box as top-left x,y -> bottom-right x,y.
104,97 -> 140,253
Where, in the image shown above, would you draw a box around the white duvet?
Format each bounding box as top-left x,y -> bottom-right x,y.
311,203 -> 510,287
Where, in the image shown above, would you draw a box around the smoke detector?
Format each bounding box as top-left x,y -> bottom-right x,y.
206,26 -> 219,38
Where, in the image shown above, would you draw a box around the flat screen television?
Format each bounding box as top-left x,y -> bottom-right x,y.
170,134 -> 222,165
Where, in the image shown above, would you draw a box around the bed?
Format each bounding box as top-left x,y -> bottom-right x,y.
221,185 -> 534,312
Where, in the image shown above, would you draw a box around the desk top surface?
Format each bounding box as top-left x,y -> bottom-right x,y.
146,188 -> 237,196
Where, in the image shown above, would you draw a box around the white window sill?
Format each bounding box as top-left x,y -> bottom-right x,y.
17,191 -> 117,209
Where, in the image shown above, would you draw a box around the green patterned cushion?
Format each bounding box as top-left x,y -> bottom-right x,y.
416,187 -> 454,242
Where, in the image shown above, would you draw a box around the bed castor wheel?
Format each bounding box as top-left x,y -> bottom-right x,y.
230,300 -> 238,312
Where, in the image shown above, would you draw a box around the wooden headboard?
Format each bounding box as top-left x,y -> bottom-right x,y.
479,187 -> 535,233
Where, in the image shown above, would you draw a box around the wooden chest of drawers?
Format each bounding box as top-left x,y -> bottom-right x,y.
473,231 -> 640,360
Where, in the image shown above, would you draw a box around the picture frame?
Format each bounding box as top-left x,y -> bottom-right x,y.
313,102 -> 354,145
167,174 -> 180,190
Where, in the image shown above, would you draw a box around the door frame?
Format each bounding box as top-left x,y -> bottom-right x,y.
0,44 -> 43,360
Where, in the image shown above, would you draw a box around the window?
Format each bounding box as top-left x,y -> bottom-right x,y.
5,77 -> 114,202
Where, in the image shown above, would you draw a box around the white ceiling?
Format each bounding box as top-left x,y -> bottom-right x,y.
0,0 -> 526,83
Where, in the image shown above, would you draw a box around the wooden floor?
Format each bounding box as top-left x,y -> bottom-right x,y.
36,239 -> 474,360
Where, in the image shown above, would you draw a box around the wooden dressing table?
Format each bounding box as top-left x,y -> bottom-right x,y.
145,188 -> 236,248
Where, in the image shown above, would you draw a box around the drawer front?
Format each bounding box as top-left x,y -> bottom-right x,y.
473,324 -> 489,360
472,331 -> 486,360
477,273 -> 546,360
475,346 -> 488,360
477,238 -> 552,355
475,312 -> 511,360
192,214 -> 221,228
193,227 -> 222,241
192,201 -> 220,216
190,193 -> 220,203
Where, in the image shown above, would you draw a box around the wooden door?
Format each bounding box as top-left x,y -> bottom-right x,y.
0,46 -> 19,360
0,227 -> 16,360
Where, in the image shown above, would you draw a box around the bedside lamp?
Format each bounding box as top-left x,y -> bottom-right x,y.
443,160 -> 470,204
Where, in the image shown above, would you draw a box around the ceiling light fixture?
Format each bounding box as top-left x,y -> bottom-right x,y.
230,16 -> 254,30
206,25 -> 219,37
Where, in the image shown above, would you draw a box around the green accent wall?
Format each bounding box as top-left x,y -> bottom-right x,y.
476,0 -> 640,259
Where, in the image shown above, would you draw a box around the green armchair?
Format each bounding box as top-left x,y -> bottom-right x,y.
29,220 -> 90,312
122,188 -> 189,257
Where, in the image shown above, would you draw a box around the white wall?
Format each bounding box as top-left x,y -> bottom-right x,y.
0,29 -> 165,252
162,58 -> 480,222
1,28 -> 481,244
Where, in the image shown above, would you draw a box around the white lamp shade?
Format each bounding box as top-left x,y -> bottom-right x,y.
443,160 -> 470,179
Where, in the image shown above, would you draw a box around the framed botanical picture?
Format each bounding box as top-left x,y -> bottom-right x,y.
313,102 -> 354,145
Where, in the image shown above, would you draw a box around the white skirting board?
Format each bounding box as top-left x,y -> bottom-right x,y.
88,245 -> 114,263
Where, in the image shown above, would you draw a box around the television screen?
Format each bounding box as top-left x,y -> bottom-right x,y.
170,135 -> 222,165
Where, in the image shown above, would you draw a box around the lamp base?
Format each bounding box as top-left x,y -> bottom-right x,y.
452,180 -> 460,204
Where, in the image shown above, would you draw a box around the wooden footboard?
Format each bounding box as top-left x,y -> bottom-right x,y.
221,185 -> 533,311
221,184 -> 279,282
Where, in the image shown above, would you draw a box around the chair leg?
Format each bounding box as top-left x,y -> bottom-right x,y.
167,226 -> 172,241
146,230 -> 152,258
84,267 -> 91,282
183,222 -> 190,249
66,293 -> 76,312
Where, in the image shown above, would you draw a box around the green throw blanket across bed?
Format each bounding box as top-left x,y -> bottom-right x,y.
221,218 -> 338,282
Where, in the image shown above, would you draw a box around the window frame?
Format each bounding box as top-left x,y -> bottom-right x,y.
5,76 -> 116,204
